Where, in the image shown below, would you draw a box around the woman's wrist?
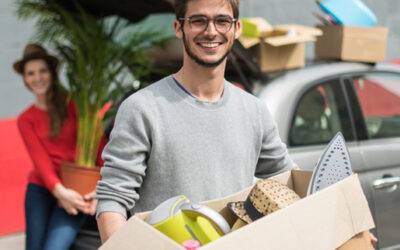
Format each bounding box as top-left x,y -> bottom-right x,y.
53,183 -> 65,199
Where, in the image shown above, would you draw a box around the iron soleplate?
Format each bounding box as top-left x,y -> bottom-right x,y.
307,132 -> 352,195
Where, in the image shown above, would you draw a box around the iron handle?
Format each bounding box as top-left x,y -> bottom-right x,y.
373,177 -> 400,190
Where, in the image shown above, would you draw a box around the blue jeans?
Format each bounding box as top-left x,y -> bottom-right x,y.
25,183 -> 87,250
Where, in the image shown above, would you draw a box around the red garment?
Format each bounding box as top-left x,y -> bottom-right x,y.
17,101 -> 78,193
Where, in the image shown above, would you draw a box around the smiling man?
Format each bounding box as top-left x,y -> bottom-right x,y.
96,0 -> 296,243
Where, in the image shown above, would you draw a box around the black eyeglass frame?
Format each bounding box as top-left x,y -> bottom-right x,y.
178,15 -> 238,33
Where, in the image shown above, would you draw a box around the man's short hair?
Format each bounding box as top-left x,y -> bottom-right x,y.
174,0 -> 240,20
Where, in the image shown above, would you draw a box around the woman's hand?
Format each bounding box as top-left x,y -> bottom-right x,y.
83,191 -> 98,216
53,183 -> 88,215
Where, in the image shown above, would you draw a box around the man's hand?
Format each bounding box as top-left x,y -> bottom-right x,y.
370,232 -> 378,243
97,211 -> 126,243
53,183 -> 87,215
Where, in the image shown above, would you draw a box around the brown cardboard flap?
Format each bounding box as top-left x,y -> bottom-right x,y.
291,169 -> 313,198
239,23 -> 321,48
237,36 -> 260,48
274,24 -> 323,37
264,35 -> 316,47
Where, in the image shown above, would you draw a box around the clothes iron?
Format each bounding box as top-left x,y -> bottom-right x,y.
307,132 -> 353,195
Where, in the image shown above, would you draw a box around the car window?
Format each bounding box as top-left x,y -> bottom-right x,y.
289,79 -> 354,146
352,73 -> 400,139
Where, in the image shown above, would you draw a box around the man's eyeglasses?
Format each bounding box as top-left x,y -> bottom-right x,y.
179,15 -> 237,34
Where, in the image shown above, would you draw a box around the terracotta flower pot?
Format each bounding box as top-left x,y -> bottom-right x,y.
60,161 -> 101,196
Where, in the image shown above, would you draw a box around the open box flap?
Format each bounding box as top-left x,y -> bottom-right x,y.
274,24 -> 323,37
291,169 -> 313,198
239,33 -> 317,48
239,21 -> 322,48
237,36 -> 260,49
264,35 -> 316,47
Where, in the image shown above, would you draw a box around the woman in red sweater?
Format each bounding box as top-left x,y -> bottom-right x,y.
14,44 -> 95,250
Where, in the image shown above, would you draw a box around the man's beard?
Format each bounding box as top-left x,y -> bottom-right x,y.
182,30 -> 233,68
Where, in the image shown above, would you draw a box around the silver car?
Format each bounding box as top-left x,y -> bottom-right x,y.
257,62 -> 400,250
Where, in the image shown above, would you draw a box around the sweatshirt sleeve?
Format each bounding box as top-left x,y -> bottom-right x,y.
255,102 -> 298,179
17,115 -> 61,192
95,97 -> 151,218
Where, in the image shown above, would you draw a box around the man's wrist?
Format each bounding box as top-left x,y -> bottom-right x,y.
97,211 -> 127,243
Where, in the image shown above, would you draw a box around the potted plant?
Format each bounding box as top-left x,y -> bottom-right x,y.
16,0 -> 165,195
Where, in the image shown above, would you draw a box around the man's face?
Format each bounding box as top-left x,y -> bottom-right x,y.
175,0 -> 241,68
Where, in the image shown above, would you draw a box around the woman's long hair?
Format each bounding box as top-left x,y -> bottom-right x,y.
46,62 -> 68,138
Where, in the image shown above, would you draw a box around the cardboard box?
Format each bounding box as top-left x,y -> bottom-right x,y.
238,18 -> 322,72
315,25 -> 388,63
100,170 -> 375,250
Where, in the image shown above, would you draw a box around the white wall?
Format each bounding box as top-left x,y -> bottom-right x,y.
0,0 -> 35,119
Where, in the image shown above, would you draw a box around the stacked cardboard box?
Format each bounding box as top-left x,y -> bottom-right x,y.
100,170 -> 375,250
238,18 -> 322,72
315,25 -> 388,63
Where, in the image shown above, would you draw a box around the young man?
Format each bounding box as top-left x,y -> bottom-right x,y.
96,0 -> 296,243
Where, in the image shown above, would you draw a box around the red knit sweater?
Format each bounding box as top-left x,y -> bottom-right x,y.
17,101 -> 105,193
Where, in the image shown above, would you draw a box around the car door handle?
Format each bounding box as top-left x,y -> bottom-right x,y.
373,177 -> 400,190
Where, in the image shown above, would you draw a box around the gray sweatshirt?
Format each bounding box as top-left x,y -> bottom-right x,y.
96,75 -> 296,218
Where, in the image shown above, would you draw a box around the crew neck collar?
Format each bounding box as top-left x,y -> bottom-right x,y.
166,75 -> 230,110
